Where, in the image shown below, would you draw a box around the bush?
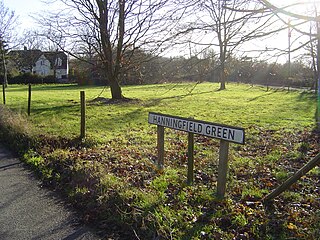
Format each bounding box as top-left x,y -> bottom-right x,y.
8,73 -> 58,84
43,75 -> 56,83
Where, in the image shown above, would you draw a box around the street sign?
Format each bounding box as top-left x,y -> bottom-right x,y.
148,112 -> 246,198
148,112 -> 245,144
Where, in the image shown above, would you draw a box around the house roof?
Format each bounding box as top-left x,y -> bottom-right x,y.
43,51 -> 68,69
8,49 -> 68,70
8,50 -> 43,69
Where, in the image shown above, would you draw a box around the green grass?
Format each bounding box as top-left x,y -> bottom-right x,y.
0,82 -> 319,239
2,82 -> 315,140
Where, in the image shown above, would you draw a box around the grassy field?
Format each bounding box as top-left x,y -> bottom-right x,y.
2,82 -> 316,138
0,82 -> 319,239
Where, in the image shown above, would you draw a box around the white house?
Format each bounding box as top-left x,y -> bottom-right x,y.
34,54 -> 51,76
9,48 -> 69,81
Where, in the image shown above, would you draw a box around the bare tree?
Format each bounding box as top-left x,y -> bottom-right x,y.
173,0 -> 278,90
0,0 -> 17,45
37,0 -> 176,99
18,30 -> 60,51
0,0 -> 17,87
257,0 -> 320,129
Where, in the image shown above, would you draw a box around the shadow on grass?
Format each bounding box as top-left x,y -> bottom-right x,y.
88,107 -> 147,134
144,90 -> 213,108
30,104 -> 79,116
85,89 -> 215,134
248,91 -> 276,102
297,91 -> 317,101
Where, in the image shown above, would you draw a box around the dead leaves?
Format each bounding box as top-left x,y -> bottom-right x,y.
31,127 -> 319,239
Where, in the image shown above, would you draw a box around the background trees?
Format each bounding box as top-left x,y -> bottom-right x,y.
171,0 -> 279,90
3,0 -> 316,95
253,0 -> 319,88
256,0 -> 320,128
38,0 -> 178,99
0,0 -> 17,86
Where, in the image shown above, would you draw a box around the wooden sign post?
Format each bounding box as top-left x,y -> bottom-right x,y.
216,140 -> 230,198
157,125 -> 164,170
2,83 -> 5,105
187,132 -> 194,185
148,112 -> 245,198
80,91 -> 86,139
27,83 -> 31,116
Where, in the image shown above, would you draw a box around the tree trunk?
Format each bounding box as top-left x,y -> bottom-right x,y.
220,74 -> 226,90
109,78 -> 123,99
97,0 -> 124,100
310,24 -> 317,90
219,61 -> 226,90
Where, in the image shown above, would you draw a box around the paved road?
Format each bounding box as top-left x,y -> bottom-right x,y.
0,145 -> 101,240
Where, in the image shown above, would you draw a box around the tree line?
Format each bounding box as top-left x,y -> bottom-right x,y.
70,50 -> 315,89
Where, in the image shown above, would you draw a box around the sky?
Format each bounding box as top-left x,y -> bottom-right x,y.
3,0 -> 318,63
3,0 -> 47,29
5,0 -> 315,28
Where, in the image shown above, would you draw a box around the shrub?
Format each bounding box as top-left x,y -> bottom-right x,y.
8,73 -> 59,84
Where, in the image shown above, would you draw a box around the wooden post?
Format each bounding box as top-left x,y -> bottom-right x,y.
263,153 -> 320,203
187,132 -> 194,185
80,91 -> 86,139
27,83 -> 31,116
317,24 -> 320,130
216,140 -> 230,199
2,83 -> 5,105
157,125 -> 164,170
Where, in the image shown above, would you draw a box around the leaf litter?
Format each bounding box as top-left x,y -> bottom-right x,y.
31,127 -> 319,239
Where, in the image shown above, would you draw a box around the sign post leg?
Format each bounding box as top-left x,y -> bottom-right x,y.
27,83 -> 31,116
2,83 -> 5,105
80,91 -> 86,139
157,125 -> 164,170
216,140 -> 230,199
187,132 -> 194,185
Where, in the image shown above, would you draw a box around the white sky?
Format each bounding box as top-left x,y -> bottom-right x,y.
3,0 -> 319,63
3,0 -> 47,30
5,0 -> 314,28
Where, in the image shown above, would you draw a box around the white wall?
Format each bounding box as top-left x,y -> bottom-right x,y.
34,55 -> 51,76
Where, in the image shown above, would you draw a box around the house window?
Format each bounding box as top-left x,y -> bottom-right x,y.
56,58 -> 62,67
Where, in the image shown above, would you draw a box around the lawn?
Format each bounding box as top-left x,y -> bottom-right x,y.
2,82 -> 316,139
0,82 -> 319,239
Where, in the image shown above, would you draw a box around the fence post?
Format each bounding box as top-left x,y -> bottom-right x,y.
80,91 -> 86,139
216,140 -> 230,199
28,83 -> 31,116
2,83 -> 5,105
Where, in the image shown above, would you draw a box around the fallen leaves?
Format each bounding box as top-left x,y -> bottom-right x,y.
28,126 -> 320,239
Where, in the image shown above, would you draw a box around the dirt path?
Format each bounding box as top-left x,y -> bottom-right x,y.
0,145 -> 101,240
